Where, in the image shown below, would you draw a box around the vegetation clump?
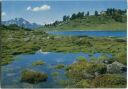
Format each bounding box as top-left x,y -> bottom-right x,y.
94,54 -> 115,64
54,64 -> 65,69
66,60 -> 107,81
51,72 -> 59,77
76,56 -> 87,62
75,79 -> 90,88
32,60 -> 45,66
21,69 -> 48,84
91,74 -> 126,88
66,56 -> 126,88
116,52 -> 127,65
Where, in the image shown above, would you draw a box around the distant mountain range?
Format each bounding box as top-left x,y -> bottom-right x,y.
2,18 -> 41,29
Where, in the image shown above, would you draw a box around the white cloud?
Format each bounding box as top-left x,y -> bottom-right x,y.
2,12 -> 6,16
27,5 -> 51,12
27,6 -> 31,11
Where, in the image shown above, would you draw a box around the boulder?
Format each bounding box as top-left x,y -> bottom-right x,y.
107,61 -> 126,74
24,37 -> 30,42
95,59 -> 112,64
83,72 -> 95,79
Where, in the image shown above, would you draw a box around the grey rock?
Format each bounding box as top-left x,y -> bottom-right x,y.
83,72 -> 95,79
94,72 -> 101,76
24,37 -> 30,42
98,59 -> 113,64
107,61 -> 126,74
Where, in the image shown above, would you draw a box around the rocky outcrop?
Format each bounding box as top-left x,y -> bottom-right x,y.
107,61 -> 126,74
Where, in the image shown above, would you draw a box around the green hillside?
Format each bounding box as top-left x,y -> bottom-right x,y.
38,8 -> 127,31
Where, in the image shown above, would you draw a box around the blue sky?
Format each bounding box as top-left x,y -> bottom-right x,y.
2,0 -> 127,25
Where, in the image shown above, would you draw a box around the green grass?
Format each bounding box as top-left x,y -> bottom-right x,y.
32,60 -> 45,66
1,25 -> 126,66
42,22 -> 126,31
91,74 -> 126,88
65,57 -> 126,88
51,72 -> 59,77
75,79 -> 90,88
76,56 -> 87,62
54,64 -> 65,69
66,60 -> 107,81
116,52 -> 127,65
21,69 -> 48,84
38,16 -> 126,31
1,25 -> 127,88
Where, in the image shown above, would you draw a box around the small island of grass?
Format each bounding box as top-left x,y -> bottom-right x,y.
54,64 -> 65,70
32,60 -> 45,66
21,69 -> 48,84
51,72 -> 59,77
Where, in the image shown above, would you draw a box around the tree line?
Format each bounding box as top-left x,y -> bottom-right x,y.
105,8 -> 126,22
62,8 -> 126,22
45,8 -> 126,27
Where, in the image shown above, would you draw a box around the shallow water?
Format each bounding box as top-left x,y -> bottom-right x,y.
48,31 -> 126,37
1,52 -> 111,88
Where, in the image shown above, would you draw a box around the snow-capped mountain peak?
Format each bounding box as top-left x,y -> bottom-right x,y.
2,18 -> 41,29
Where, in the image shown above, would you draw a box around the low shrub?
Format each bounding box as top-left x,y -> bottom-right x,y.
91,74 -> 126,88
21,69 -> 48,84
51,72 -> 59,77
116,52 -> 127,65
66,60 -> 107,81
76,56 -> 87,62
75,79 -> 90,88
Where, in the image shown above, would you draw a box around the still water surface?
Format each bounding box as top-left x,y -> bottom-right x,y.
1,52 -> 110,88
48,31 -> 126,37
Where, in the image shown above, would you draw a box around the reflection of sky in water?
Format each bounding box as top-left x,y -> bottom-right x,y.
1,52 -> 111,88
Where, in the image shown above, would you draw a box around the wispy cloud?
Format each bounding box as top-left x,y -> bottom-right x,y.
27,5 -> 51,12
2,12 -> 6,16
